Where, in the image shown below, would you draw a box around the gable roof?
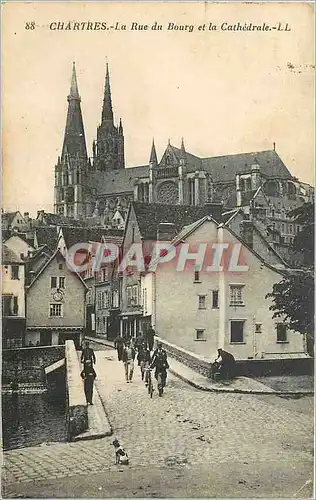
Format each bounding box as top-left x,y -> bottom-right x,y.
5,232 -> 35,248
201,150 -> 292,183
60,226 -> 123,249
2,211 -> 24,226
220,224 -> 287,276
35,227 -> 59,252
171,215 -> 218,245
26,249 -> 88,289
36,212 -> 84,227
131,202 -> 222,240
2,244 -> 24,264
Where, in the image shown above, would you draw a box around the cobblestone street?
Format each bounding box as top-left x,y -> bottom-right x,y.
2,346 -> 314,498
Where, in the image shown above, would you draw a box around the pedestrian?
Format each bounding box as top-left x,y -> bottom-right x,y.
150,342 -> 169,396
122,341 -> 136,383
80,363 -> 97,405
216,348 -> 236,380
137,344 -> 151,381
114,334 -> 124,361
146,325 -> 155,352
80,341 -> 96,366
134,331 -> 144,351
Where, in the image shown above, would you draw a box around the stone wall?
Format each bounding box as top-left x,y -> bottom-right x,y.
65,340 -> 88,440
157,337 -> 313,378
2,346 -> 65,384
157,337 -> 212,377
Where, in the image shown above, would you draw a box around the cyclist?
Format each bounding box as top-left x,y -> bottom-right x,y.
137,344 -> 151,381
150,343 -> 169,396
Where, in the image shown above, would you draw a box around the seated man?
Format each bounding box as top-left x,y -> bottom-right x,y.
216,348 -> 236,380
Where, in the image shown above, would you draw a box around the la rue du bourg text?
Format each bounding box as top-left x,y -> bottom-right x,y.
49,21 -> 291,32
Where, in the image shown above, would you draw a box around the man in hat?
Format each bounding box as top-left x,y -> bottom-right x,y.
122,341 -> 136,383
80,362 -> 97,405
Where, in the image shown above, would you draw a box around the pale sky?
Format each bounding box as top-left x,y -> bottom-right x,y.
3,2 -> 315,216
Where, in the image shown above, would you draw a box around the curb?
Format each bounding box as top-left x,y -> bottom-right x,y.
72,386 -> 112,442
170,368 -> 314,396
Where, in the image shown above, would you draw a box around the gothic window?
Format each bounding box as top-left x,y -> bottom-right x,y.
156,181 -> 178,204
240,179 -> 245,191
288,182 -> 296,196
166,155 -> 171,166
76,170 -> 80,184
188,179 -> 195,205
264,181 -> 278,197
144,183 -> 149,203
246,179 -> 251,191
139,183 -> 144,202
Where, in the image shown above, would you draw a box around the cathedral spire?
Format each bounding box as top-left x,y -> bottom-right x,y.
62,62 -> 87,159
101,62 -> 114,123
68,62 -> 80,101
149,139 -> 158,165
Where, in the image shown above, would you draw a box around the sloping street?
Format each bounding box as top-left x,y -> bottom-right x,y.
2,346 -> 314,498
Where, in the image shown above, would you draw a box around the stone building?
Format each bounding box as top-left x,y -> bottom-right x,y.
53,63 -> 313,232
2,245 -> 26,348
25,249 -> 87,348
140,216 -> 308,361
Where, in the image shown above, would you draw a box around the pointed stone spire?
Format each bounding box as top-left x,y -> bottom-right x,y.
62,62 -> 87,159
118,118 -> 123,134
149,139 -> 158,165
180,137 -> 186,166
68,62 -> 80,101
101,62 -> 114,123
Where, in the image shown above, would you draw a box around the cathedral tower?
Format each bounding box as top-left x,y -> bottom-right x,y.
54,63 -> 91,219
94,63 -> 125,171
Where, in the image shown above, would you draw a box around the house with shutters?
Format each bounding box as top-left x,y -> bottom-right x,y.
25,249 -> 87,348
2,245 -> 26,348
140,216 -> 308,361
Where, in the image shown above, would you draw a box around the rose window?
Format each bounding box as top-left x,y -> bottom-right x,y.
156,181 -> 178,204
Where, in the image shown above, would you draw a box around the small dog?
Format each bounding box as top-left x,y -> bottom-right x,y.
112,438 -> 129,465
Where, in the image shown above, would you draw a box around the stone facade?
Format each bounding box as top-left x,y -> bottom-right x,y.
26,250 -> 87,348
2,345 -> 65,384
141,218 -> 308,361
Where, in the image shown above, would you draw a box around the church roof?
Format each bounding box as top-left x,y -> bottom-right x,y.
132,202 -> 222,240
91,165 -> 149,195
91,147 -> 292,198
201,150 -> 292,182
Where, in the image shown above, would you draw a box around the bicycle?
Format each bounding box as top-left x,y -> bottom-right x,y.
145,368 -> 154,398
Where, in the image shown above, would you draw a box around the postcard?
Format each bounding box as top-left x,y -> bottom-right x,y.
2,2 -> 314,499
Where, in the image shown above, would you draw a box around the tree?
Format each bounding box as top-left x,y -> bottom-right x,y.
266,202 -> 314,356
267,270 -> 314,355
289,202 -> 314,267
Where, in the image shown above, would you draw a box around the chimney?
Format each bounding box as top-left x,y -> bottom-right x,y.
240,220 -> 253,249
157,222 -> 177,241
204,202 -> 223,223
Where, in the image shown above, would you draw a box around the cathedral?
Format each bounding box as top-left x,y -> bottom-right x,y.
54,63 -> 312,226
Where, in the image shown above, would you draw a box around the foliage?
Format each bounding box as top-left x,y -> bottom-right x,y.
267,202 -> 314,355
289,202 -> 314,267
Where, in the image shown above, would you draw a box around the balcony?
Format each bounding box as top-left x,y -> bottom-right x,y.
154,166 -> 178,179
